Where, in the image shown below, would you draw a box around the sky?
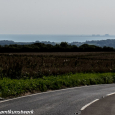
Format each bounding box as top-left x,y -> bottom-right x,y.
0,0 -> 115,35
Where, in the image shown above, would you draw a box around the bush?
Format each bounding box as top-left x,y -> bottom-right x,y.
1,73 -> 115,98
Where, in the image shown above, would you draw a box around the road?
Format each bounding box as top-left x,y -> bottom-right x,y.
80,94 -> 115,115
0,84 -> 115,115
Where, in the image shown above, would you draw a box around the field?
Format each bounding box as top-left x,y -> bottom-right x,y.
0,52 -> 115,79
1,52 -> 115,98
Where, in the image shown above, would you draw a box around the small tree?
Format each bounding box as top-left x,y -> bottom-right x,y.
60,42 -> 68,47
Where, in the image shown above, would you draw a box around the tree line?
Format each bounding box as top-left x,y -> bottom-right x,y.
0,42 -> 114,52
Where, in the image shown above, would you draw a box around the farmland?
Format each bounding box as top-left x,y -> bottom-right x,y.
1,52 -> 115,98
0,52 -> 115,79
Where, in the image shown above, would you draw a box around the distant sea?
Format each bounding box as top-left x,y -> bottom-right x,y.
0,34 -> 115,43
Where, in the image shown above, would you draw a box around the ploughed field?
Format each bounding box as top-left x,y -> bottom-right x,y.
0,52 -> 115,79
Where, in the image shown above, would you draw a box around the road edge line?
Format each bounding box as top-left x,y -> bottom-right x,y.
0,84 -> 114,103
106,92 -> 115,96
0,85 -> 90,103
80,92 -> 115,111
81,99 -> 99,111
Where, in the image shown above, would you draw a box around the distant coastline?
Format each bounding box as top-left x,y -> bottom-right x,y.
0,34 -> 115,43
0,37 -> 115,48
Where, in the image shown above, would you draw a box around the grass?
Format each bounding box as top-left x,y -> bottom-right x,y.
1,72 -> 115,98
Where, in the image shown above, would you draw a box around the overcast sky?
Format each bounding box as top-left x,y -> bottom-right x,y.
0,0 -> 115,35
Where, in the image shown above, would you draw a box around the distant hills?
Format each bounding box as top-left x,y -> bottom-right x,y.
70,39 -> 115,48
0,40 -> 56,46
0,39 -> 115,48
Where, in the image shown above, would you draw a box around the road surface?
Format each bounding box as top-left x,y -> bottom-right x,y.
0,84 -> 115,115
81,94 -> 115,115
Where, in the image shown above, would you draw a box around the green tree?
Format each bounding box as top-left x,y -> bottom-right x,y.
60,42 -> 68,47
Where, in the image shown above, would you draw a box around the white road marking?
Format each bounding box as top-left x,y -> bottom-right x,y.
106,92 -> 115,96
81,99 -> 99,111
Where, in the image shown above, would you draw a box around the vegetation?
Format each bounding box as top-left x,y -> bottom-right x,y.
1,39 -> 115,48
1,52 -> 115,98
0,52 -> 115,79
1,73 -> 115,98
85,39 -> 115,48
0,42 -> 114,52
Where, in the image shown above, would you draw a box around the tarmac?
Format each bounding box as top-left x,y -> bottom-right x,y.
80,94 -> 115,115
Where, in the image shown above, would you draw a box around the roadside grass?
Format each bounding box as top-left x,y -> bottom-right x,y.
0,72 -> 115,98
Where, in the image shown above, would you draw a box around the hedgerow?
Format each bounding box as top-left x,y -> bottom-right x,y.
1,73 -> 115,98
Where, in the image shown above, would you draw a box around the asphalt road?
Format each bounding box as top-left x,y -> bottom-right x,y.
80,94 -> 115,115
0,84 -> 115,115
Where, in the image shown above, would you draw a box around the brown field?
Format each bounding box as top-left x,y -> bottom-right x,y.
0,52 -> 108,55
0,52 -> 115,79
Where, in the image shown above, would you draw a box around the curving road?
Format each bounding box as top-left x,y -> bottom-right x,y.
0,84 -> 115,115
80,94 -> 115,115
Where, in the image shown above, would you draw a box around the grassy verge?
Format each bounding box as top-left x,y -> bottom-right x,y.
1,72 -> 115,98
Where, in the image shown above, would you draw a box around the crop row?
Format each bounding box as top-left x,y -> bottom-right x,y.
0,52 -> 115,79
